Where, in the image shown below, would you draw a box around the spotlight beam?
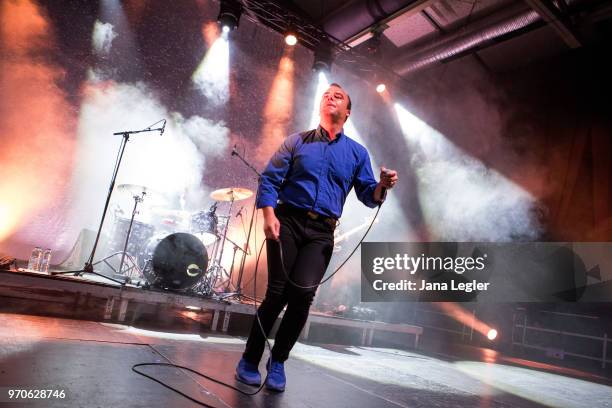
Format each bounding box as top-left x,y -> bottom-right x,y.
257,48 -> 295,161
192,34 -> 230,105
393,103 -> 540,242
435,302 -> 497,340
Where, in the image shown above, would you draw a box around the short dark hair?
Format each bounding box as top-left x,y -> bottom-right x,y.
329,82 -> 351,110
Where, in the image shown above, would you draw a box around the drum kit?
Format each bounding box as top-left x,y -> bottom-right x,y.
50,122 -> 262,296
101,183 -> 254,297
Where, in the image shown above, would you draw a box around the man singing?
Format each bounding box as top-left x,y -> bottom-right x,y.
236,83 -> 399,392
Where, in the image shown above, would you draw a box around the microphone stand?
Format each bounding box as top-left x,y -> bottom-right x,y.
232,146 -> 260,177
220,147 -> 260,302
52,121 -> 165,285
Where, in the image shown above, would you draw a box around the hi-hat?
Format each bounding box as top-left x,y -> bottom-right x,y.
210,187 -> 253,202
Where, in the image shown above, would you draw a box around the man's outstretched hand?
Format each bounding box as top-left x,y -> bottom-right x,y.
374,166 -> 399,202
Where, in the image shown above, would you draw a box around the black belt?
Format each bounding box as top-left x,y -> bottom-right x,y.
276,204 -> 338,229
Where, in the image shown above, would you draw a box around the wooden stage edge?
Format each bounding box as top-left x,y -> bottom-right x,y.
0,268 -> 422,348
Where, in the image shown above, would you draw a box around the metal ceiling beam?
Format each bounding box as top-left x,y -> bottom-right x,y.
241,0 -> 327,49
524,0 -> 582,48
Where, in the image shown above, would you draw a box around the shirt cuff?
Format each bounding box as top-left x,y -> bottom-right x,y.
256,197 -> 278,209
362,184 -> 380,208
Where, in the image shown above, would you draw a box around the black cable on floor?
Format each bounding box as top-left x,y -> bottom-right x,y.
131,204 -> 382,407
132,240 -> 269,407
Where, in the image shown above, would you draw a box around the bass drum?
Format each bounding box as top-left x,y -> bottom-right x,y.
143,233 -> 208,291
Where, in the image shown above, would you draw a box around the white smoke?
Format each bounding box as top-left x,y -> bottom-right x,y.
395,103 -> 541,242
68,75 -> 229,234
414,157 -> 539,241
92,20 -> 117,55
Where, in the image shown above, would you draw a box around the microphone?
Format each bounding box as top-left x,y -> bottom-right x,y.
236,206 -> 244,218
380,186 -> 387,201
231,144 -> 238,156
160,119 -> 166,136
380,168 -> 390,202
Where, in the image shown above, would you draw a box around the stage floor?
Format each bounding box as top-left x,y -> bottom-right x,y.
0,313 -> 610,408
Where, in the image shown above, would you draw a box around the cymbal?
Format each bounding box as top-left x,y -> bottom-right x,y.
210,187 -> 253,202
117,184 -> 166,203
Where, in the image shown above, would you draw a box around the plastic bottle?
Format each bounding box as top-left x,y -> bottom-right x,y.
27,247 -> 43,271
39,248 -> 52,274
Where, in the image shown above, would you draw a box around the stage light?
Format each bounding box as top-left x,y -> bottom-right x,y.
432,303 -> 503,343
285,32 -> 298,46
487,329 -> 498,340
376,83 -> 386,93
313,41 -> 334,72
217,0 -> 242,32
366,30 -> 383,57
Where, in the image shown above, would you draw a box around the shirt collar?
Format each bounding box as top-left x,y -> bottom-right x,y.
317,125 -> 344,143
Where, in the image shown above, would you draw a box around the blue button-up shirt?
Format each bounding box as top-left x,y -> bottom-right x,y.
256,126 -> 380,219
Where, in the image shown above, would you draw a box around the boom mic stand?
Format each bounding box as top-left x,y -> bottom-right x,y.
220,146 -> 260,301
52,120 -> 166,285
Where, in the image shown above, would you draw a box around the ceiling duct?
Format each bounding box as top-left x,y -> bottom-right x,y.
393,6 -> 542,75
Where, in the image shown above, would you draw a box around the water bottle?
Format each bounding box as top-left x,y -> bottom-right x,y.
27,247 -> 43,271
39,248 -> 52,274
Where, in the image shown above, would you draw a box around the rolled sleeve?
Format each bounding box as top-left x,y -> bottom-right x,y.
256,134 -> 299,209
353,148 -> 380,208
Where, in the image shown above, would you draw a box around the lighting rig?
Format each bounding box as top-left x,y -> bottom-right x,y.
223,0 -> 407,90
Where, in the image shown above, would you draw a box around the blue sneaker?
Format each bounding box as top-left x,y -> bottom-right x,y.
235,358 -> 261,386
265,358 -> 286,392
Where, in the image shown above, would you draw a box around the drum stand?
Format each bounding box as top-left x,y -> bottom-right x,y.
220,235 -> 248,292
206,195 -> 236,293
93,192 -> 146,283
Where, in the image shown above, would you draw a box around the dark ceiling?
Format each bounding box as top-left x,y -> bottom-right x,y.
242,0 -> 612,82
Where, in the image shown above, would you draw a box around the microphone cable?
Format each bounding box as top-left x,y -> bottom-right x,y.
132,205 -> 383,406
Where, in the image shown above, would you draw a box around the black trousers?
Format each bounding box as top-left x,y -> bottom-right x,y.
242,206 -> 335,363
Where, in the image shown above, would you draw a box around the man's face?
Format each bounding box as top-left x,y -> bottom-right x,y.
319,85 -> 350,122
